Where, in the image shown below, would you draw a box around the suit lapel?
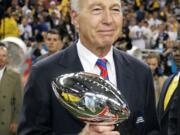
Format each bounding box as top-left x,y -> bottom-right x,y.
158,74 -> 177,120
0,68 -> 10,91
58,44 -> 84,73
113,48 -> 134,102
113,49 -> 125,93
163,74 -> 180,115
177,80 -> 180,134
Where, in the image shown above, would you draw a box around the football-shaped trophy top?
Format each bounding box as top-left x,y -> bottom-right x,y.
52,72 -> 130,125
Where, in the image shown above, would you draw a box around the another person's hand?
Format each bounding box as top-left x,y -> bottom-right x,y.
79,123 -> 120,135
163,48 -> 173,56
9,123 -> 17,134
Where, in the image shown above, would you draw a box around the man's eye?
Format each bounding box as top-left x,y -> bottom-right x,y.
92,8 -> 102,14
112,8 -> 121,13
93,7 -> 101,10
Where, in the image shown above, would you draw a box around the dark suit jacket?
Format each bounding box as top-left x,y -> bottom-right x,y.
157,73 -> 180,135
18,43 -> 160,135
177,80 -> 180,135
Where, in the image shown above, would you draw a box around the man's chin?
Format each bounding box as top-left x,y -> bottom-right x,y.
100,40 -> 114,46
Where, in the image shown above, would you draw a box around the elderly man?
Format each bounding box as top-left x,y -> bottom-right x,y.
18,0 -> 160,135
0,42 -> 22,135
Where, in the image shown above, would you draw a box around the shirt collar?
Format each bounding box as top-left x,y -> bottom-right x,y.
0,66 -> 6,72
77,39 -> 114,67
0,66 -> 6,80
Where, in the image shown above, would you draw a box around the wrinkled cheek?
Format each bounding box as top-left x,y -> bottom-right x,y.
116,27 -> 121,36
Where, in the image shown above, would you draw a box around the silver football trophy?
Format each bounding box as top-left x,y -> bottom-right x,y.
52,72 -> 130,125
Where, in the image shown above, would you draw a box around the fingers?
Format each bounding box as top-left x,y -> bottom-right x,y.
79,123 -> 120,135
101,131 -> 120,135
89,124 -> 115,133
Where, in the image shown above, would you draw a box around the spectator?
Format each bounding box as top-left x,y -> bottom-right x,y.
136,5 -> 145,22
162,39 -> 177,75
0,42 -> 22,135
31,33 -> 48,64
154,23 -> 169,52
0,12 -> 20,39
18,17 -> 32,41
37,29 -> 64,61
147,12 -> 162,27
58,0 -> 70,17
129,18 -> 146,49
157,40 -> 180,135
145,53 -> 167,106
48,1 -> 61,19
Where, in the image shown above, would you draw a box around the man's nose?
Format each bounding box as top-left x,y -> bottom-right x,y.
102,10 -> 113,24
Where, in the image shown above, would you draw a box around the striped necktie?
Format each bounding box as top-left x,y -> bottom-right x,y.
96,58 -> 109,80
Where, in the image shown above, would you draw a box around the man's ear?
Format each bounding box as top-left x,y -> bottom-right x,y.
70,10 -> 79,30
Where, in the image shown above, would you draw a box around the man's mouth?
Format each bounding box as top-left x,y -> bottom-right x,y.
98,30 -> 114,36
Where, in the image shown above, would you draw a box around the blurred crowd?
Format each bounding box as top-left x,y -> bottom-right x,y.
0,0 -> 179,85
117,0 -> 180,76
0,0 -> 179,76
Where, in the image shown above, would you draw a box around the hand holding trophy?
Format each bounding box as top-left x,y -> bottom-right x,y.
52,72 -> 130,125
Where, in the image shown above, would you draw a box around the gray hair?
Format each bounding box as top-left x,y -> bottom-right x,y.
70,0 -> 122,13
70,0 -> 80,13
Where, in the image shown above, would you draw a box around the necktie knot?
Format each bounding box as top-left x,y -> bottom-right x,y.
96,58 -> 109,80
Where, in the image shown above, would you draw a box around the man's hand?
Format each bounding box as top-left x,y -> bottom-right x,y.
9,123 -> 17,134
79,123 -> 120,135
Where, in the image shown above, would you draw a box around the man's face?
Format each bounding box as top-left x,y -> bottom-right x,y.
45,33 -> 63,54
146,58 -> 158,74
174,42 -> 180,69
72,0 -> 122,54
0,47 -> 8,69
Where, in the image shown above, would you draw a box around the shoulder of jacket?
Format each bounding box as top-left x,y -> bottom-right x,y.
5,67 -> 21,77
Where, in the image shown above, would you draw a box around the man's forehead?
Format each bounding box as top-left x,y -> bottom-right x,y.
80,0 -> 120,1
79,0 -> 121,9
79,0 -> 121,4
0,47 -> 7,53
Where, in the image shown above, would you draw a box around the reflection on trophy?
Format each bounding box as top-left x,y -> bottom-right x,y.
1,37 -> 27,73
52,72 -> 130,125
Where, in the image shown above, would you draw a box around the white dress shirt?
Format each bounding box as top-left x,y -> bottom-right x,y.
0,67 -> 5,81
77,39 -> 117,86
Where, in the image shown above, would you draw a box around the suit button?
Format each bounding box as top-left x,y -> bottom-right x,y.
1,109 -> 5,112
3,95 -> 6,98
1,122 -> 5,125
